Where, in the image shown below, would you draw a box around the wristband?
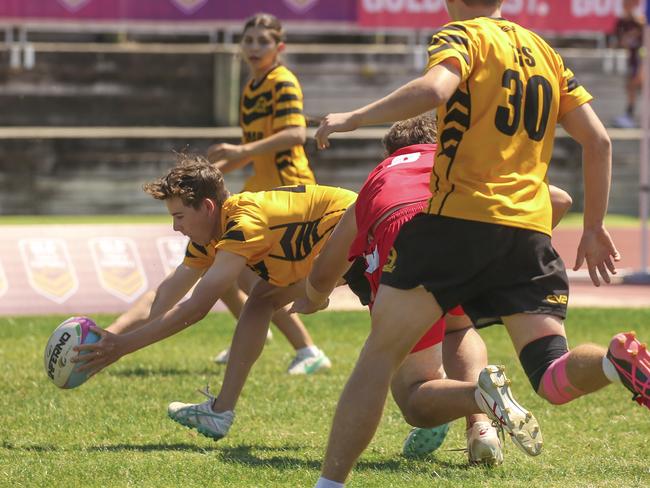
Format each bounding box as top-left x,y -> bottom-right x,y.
305,278 -> 331,306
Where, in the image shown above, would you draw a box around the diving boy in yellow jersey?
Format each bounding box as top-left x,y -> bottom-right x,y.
313,1 -> 648,486
74,156 -> 356,442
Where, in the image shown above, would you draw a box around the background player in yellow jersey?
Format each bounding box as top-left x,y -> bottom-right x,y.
313,1 -> 648,486
205,13 -> 323,370
207,13 -> 315,191
73,156 -> 356,442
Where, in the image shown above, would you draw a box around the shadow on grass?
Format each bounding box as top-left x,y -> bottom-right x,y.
218,444 -> 321,470
110,367 -> 213,378
2,441 -> 218,454
217,444 -> 465,474
2,441 -> 60,452
86,443 -> 217,453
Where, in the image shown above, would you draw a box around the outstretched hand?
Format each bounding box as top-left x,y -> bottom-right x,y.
573,226 -> 621,286
288,296 -> 330,315
314,112 -> 361,149
72,326 -> 127,377
207,142 -> 244,163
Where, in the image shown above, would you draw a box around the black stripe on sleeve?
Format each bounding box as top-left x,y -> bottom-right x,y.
428,45 -> 470,65
275,81 -> 296,90
275,107 -> 303,117
433,34 -> 469,48
567,77 -> 580,92
185,242 -> 207,259
277,93 -> 299,103
193,243 -> 207,255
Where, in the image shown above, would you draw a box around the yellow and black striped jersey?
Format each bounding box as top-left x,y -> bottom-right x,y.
425,17 -> 593,236
183,185 -> 356,287
239,65 -> 316,192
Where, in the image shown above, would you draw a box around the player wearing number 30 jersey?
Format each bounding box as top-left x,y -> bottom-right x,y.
425,17 -> 592,235
313,2 -> 639,485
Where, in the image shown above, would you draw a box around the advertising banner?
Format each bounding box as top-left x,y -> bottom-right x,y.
0,0 -> 356,22
18,238 -> 79,304
0,1 -> 637,33
0,224 -> 229,315
359,0 -> 631,33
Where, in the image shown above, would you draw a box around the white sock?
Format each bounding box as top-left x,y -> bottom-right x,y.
297,345 -> 320,357
314,477 -> 344,488
602,356 -> 621,383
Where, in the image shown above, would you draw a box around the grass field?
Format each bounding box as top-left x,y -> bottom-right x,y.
0,212 -> 648,228
1,310 -> 649,487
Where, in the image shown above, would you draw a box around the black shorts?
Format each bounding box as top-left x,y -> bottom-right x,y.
380,214 -> 569,328
344,256 -> 372,306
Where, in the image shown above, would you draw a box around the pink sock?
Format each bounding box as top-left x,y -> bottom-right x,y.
541,352 -> 586,404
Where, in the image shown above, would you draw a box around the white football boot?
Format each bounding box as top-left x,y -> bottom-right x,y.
475,365 -> 542,456
466,421 -> 504,465
168,387 -> 234,441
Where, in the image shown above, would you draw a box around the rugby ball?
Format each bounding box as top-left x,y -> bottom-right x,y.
44,316 -> 100,389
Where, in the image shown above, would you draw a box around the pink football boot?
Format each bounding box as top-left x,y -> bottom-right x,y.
606,331 -> 650,409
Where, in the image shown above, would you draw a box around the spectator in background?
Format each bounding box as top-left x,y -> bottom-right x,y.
612,0 -> 645,128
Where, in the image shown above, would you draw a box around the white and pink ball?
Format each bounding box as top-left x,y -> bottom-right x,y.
44,316 -> 100,389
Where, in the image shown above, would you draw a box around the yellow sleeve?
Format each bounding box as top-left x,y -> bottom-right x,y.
557,58 -> 594,118
216,200 -> 271,261
425,23 -> 472,81
182,241 -> 215,270
272,74 -> 306,131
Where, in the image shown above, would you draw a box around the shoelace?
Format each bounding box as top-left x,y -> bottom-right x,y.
491,419 -> 506,445
197,384 -> 216,402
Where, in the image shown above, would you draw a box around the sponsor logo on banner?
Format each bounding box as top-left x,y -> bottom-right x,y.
283,0 -> 320,13
57,0 -> 92,13
0,258 -> 7,298
156,236 -> 189,275
170,0 -> 208,15
89,237 -> 148,303
361,0 -> 447,14
18,239 -> 78,303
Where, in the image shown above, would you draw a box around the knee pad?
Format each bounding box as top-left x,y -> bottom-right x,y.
518,335 -> 569,391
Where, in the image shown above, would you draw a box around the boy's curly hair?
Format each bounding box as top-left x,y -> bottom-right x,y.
143,154 -> 230,209
382,114 -> 438,156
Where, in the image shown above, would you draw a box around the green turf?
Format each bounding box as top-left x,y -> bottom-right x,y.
0,214 -> 170,225
0,212 -> 648,228
556,212 -> 649,229
2,310 -> 649,487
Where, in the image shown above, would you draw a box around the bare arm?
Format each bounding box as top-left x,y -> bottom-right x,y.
107,264 -> 203,335
290,204 -> 358,314
548,185 -> 573,229
75,251 -> 248,374
208,126 -> 306,173
559,103 -> 620,285
315,62 -> 461,149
